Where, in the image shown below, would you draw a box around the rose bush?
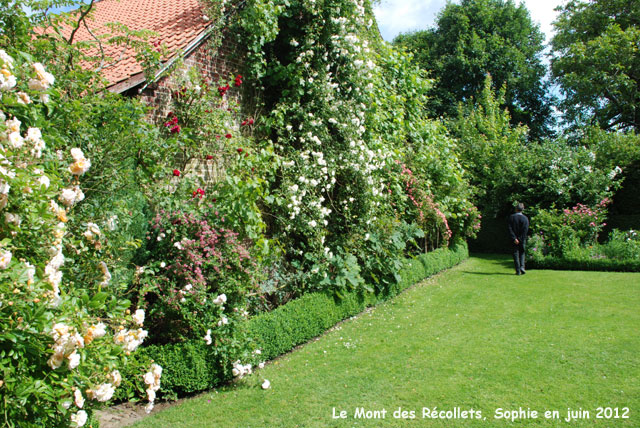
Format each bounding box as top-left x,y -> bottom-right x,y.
233,0 -> 480,300
0,50 -> 159,427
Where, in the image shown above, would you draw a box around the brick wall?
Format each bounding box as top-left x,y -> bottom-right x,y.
139,30 -> 246,185
140,30 -> 245,121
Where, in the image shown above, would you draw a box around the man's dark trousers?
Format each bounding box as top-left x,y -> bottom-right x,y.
513,241 -> 526,274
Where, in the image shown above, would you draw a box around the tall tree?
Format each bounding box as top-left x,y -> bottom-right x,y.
551,0 -> 640,131
394,0 -> 553,140
448,75 -> 528,216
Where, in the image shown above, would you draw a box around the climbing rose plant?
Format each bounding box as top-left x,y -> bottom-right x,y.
0,50 -> 159,428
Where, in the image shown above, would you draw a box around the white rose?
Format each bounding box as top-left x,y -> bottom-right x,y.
0,249 -> 11,269
151,363 -> 162,378
73,186 -> 84,203
47,352 -> 64,370
60,188 -> 78,206
32,63 -> 54,87
26,127 -> 42,142
262,379 -> 271,389
0,74 -> 16,91
91,383 -> 115,402
69,157 -> 91,175
5,117 -> 20,133
37,175 -> 50,189
7,132 -> 24,149
132,309 -> 145,326
143,371 -> 155,386
213,293 -> 227,305
67,351 -> 81,369
0,50 -> 14,69
70,148 -> 85,160
74,389 -> 85,408
0,179 -> 9,195
70,410 -> 88,427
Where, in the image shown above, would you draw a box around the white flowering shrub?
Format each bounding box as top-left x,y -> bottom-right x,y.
235,0 -> 480,298
0,50 -> 159,427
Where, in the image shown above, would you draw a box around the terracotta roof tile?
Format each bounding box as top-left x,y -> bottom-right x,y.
67,0 -> 210,89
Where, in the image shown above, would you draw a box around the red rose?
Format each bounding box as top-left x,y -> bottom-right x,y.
206,155 -> 214,160
218,84 -> 230,97
173,169 -> 181,177
192,188 -> 205,199
241,120 -> 248,126
226,133 -> 232,139
170,124 -> 181,134
237,148 -> 243,153
234,75 -> 243,87
248,118 -> 254,125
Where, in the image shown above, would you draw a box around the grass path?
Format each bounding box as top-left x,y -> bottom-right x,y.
130,255 -> 640,427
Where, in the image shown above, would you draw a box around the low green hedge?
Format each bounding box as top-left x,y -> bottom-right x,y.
529,256 -> 640,272
123,243 -> 468,400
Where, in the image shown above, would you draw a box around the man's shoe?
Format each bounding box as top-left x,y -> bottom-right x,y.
520,269 -> 526,275
516,271 -> 521,275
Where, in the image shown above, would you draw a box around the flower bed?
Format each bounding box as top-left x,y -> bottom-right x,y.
119,243 -> 468,400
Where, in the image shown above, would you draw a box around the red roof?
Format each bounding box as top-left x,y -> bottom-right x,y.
68,0 -> 210,91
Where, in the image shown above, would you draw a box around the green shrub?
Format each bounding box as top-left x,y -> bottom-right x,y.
138,343 -> 225,400
528,256 -> 640,272
601,229 -> 640,260
528,229 -> 640,272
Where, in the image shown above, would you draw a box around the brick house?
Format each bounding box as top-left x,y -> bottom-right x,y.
70,0 -> 243,118
70,0 -> 244,182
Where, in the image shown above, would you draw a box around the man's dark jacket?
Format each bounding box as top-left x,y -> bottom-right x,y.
508,212 -> 529,243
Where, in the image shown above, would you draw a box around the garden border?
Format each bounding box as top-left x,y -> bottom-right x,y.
529,257 -> 640,272
119,243 -> 469,401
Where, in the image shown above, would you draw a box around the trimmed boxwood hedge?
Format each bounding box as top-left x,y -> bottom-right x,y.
249,242 -> 469,361
529,256 -> 640,272
121,242 -> 469,401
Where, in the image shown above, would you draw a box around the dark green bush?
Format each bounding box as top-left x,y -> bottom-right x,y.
528,257 -> 640,272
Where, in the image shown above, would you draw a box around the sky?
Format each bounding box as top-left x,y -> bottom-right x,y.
373,0 -> 564,44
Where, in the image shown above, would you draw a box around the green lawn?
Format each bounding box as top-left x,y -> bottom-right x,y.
130,255 -> 640,427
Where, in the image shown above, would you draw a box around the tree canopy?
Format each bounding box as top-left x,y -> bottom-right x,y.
394,0 -> 553,140
551,0 -> 640,131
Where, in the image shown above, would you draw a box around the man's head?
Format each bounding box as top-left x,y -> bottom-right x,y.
516,203 -> 525,212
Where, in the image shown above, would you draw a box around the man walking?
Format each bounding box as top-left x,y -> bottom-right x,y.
508,203 -> 529,275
